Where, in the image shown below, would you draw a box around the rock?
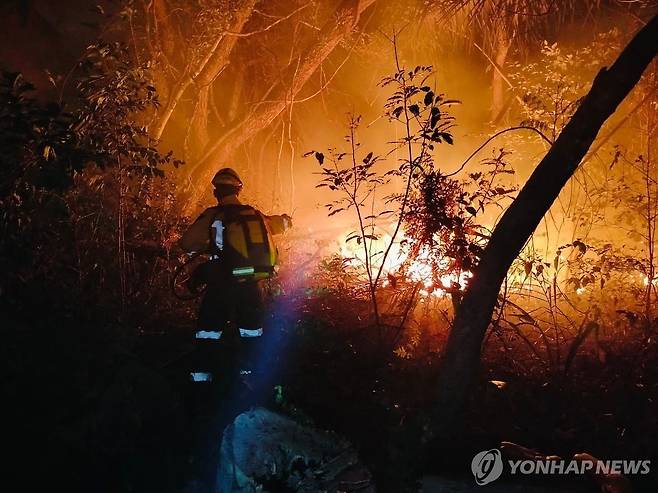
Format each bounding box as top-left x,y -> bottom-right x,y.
573,453 -> 633,493
216,407 -> 375,493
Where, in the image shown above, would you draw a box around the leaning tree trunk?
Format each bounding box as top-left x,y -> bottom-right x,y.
152,0 -> 258,140
491,27 -> 511,121
153,0 -> 178,64
184,0 -> 376,209
186,85 -> 211,162
432,13 -> 658,439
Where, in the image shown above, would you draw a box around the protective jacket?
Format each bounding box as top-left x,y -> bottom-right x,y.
179,195 -> 290,255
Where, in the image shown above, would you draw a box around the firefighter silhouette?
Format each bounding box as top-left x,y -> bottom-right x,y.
179,168 -> 291,382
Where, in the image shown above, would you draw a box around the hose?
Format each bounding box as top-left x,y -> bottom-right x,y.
171,252 -> 207,300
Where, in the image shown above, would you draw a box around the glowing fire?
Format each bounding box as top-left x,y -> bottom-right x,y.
338,232 -> 471,298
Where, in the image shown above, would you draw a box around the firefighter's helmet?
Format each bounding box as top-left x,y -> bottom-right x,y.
212,168 -> 243,189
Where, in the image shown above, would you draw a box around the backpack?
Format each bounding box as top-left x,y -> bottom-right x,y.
210,204 -> 278,279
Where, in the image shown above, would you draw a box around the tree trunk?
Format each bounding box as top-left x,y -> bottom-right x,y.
186,85 -> 211,162
491,28 -> 511,121
431,14 -> 658,439
153,0 -> 177,63
185,0 -> 376,207
152,0 -> 257,140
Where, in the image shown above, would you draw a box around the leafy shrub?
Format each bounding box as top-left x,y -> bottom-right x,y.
0,42 -> 182,324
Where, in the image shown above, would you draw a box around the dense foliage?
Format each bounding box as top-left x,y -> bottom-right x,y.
1,42 -> 188,492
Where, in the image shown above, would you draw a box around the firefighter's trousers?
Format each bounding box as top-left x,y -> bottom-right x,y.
190,274 -> 265,382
